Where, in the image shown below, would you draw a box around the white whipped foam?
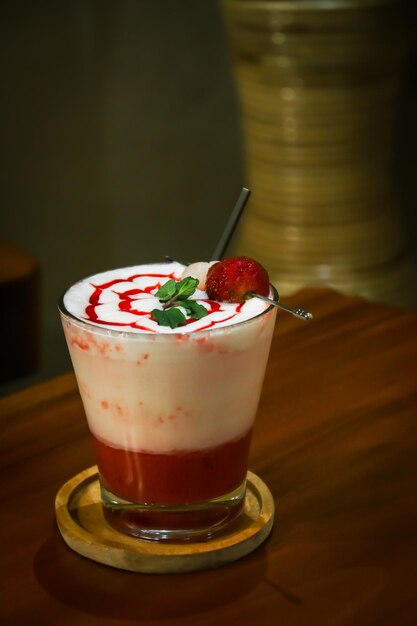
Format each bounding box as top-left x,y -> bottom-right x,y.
63,261 -> 271,334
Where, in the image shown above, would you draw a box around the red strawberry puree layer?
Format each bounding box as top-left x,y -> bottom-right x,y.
91,428 -> 252,505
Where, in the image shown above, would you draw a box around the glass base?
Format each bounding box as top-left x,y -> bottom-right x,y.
100,479 -> 246,543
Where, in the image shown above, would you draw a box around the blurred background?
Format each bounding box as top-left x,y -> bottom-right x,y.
0,0 -> 416,396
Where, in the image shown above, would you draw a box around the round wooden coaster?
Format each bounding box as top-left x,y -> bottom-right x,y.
55,466 -> 274,574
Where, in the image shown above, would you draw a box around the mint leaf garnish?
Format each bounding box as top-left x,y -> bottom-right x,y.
152,275 -> 207,328
166,307 -> 187,328
176,277 -> 199,300
151,309 -> 169,326
151,308 -> 186,329
179,300 -> 208,320
155,279 -> 177,302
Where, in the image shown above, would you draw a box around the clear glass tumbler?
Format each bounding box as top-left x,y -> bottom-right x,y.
59,288 -> 277,542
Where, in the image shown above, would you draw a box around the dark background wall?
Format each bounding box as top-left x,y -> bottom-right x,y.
0,1 -> 245,394
0,0 -> 416,396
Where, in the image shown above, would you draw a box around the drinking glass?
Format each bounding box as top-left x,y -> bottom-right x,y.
59,285 -> 277,542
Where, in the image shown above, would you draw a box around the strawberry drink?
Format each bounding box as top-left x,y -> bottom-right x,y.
59,258 -> 277,542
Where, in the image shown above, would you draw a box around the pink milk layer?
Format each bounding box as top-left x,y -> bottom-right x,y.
61,262 -> 277,504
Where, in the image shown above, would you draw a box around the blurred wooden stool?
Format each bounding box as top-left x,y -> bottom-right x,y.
0,242 -> 40,383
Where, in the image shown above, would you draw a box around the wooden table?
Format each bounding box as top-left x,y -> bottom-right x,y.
1,289 -> 417,626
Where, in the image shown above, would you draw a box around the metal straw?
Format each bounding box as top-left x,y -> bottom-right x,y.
210,187 -> 251,261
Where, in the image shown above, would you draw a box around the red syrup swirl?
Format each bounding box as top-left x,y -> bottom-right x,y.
81,270 -> 244,332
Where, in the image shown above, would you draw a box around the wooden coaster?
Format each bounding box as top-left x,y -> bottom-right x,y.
55,466 -> 274,574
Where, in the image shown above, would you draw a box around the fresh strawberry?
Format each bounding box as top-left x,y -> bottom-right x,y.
205,256 -> 270,303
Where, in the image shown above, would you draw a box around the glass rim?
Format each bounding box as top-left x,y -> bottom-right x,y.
58,268 -> 279,339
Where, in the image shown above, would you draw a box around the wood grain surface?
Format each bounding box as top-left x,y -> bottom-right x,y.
1,288 -> 416,625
